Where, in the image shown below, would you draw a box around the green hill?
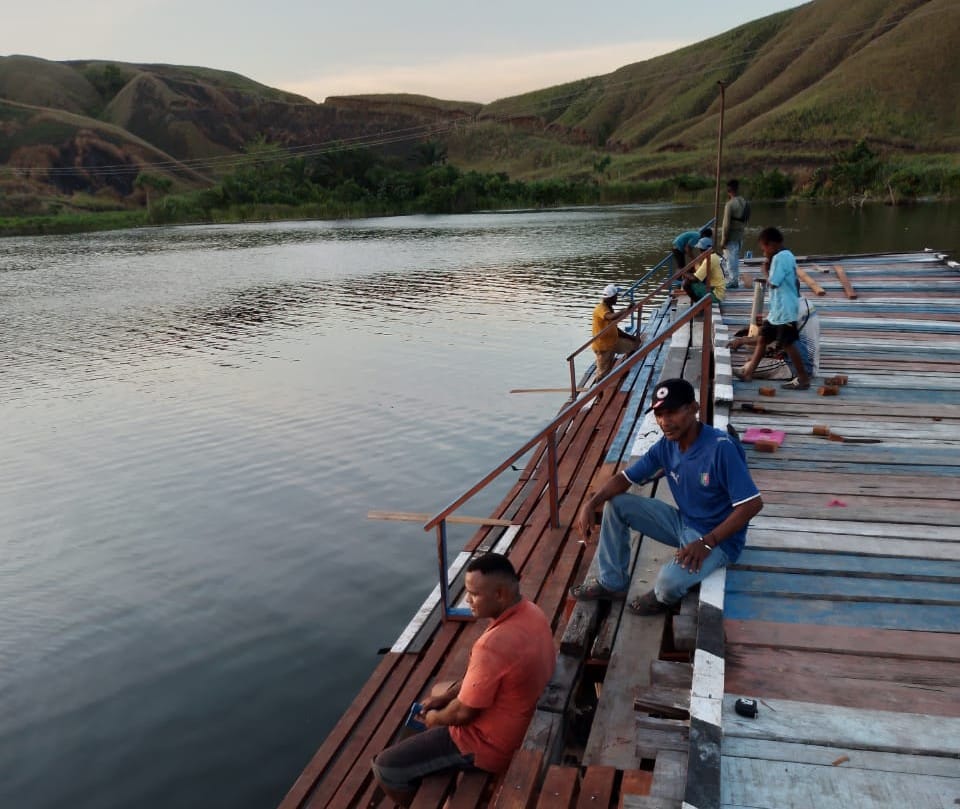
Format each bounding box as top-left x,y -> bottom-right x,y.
1,0 -> 958,215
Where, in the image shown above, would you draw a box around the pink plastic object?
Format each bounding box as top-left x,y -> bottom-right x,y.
742,427 -> 786,446
828,499 -> 848,507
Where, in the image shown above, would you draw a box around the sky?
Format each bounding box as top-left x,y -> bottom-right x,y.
5,1 -> 805,104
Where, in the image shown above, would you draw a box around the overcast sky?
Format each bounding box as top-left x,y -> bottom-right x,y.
5,1 -> 806,103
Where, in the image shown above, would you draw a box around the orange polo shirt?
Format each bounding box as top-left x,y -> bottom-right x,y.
449,599 -> 555,772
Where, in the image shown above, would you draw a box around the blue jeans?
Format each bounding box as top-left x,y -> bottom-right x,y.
596,494 -> 731,604
723,241 -> 741,286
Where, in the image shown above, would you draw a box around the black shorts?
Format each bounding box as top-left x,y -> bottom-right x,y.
760,320 -> 799,347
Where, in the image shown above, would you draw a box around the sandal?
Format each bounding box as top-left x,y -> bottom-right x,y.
626,590 -> 671,615
781,378 -> 810,390
569,579 -> 628,601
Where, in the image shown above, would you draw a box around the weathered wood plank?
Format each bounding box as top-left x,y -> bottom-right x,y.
650,749 -> 688,799
724,593 -> 960,632
533,765 -> 578,809
724,619 -> 960,661
721,756 -> 960,809
494,748 -> 544,809
743,530 -> 960,561
733,549 -> 960,581
721,737 -> 960,778
575,767 -> 617,809
723,694 -> 960,755
725,645 -> 960,717
725,570 -> 960,604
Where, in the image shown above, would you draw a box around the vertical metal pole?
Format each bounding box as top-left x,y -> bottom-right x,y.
712,82 -> 727,245
701,300 -> 713,425
436,520 -> 451,620
569,358 -> 578,400
547,429 -> 560,529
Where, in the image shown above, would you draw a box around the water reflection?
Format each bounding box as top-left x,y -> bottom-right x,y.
0,203 -> 956,809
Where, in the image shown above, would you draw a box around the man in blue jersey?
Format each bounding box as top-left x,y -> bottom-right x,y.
569,378 -> 763,614
736,227 -> 811,391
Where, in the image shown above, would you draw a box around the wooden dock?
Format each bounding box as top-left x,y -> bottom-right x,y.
279,250 -> 960,809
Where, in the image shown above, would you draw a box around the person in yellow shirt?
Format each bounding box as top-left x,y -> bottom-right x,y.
681,237 -> 726,304
592,284 -> 640,379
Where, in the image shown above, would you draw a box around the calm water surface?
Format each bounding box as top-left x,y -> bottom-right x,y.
1,202 -> 956,809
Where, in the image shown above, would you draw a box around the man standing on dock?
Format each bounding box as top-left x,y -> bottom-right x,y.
720,179 -> 749,288
569,378 -> 762,614
592,284 -> 641,380
371,553 -> 554,806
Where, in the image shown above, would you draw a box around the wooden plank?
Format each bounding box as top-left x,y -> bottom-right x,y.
725,645 -> 960,717
368,510 -> 518,527
650,749 -> 688,799
724,619 -> 960,661
620,770 -> 654,807
796,267 -> 826,296
494,748 -> 544,809
635,715 -> 689,759
574,766 -> 617,809
582,530 -> 673,768
724,593 -> 960,632
721,756 -> 959,809
725,570 -> 960,604
743,530 -> 960,561
633,686 -> 690,719
621,796 -> 682,809
649,660 -> 693,690
723,694 -> 960,756
833,264 -> 859,298
721,737 -> 960,778
748,516 -> 960,542
534,765 -> 578,809
446,770 -> 494,809
731,547 -> 960,579
410,772 -> 456,809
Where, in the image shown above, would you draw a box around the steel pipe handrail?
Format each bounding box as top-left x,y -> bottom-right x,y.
425,292 -> 716,619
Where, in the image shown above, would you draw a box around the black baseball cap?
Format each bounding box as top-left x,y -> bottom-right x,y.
650,378 -> 696,412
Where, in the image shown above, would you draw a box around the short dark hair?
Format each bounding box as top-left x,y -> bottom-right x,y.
758,226 -> 784,245
466,552 -> 519,581
727,179 -> 739,193
699,226 -> 713,238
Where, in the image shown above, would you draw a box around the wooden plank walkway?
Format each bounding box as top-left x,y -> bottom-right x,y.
719,251 -> 960,809
279,250 -> 960,809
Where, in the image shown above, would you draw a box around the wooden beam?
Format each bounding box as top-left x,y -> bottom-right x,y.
834,264 -> 859,298
797,267 -> 827,296
368,510 -> 517,527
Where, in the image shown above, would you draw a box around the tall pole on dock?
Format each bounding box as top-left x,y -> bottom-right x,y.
712,81 -> 727,234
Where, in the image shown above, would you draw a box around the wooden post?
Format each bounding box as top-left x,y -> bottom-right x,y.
712,82 -> 727,243
834,264 -> 858,298
796,267 -> 826,296
546,429 -> 560,529
701,301 -> 713,425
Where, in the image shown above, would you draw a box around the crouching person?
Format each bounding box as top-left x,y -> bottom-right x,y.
371,553 -> 555,806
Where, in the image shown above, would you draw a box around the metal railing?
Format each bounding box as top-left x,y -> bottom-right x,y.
424,292 -> 715,620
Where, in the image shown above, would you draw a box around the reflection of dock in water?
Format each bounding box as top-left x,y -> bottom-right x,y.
280,250 -> 960,809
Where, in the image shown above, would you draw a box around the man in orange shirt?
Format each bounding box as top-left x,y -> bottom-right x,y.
371,554 -> 555,805
592,284 -> 640,379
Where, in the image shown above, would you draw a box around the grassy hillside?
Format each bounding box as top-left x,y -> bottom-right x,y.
1,0 -> 958,221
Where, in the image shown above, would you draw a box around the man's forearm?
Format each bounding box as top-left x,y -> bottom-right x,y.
427,698 -> 478,728
702,497 -> 763,548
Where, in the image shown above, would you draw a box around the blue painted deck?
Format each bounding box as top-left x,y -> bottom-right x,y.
719,251 -> 960,809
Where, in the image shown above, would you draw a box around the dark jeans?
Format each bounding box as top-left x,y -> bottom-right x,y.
371,727 -> 478,792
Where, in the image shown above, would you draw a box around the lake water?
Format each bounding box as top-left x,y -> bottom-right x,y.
1,202 -> 956,809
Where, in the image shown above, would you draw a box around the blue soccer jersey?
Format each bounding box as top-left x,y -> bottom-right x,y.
622,424 -> 760,560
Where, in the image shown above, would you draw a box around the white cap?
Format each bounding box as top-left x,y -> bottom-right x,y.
602,284 -> 620,298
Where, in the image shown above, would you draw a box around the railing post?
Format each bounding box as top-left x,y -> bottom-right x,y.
547,429 -> 560,529
435,519 -> 472,621
569,357 -> 578,400
701,301 -> 713,425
